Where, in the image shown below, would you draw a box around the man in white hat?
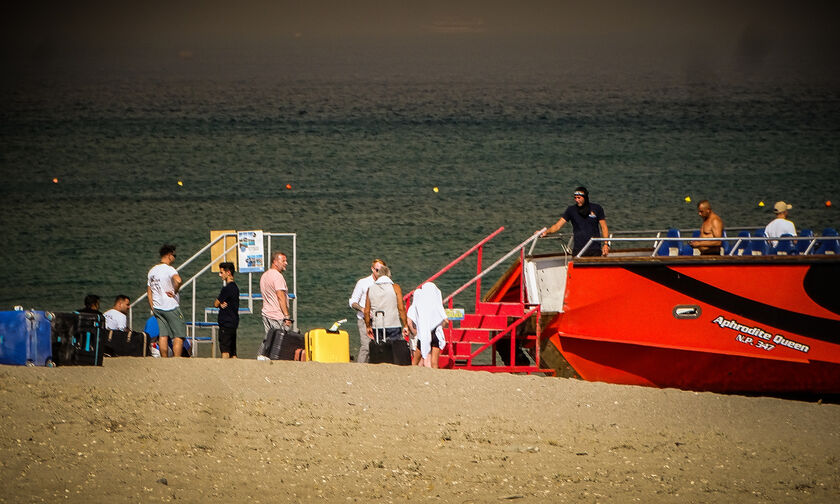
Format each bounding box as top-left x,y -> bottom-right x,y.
765,201 -> 796,247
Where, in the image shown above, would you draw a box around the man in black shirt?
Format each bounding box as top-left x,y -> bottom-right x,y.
214,262 -> 240,358
543,186 -> 610,257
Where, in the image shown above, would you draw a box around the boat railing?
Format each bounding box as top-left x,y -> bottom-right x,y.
577,234 -> 838,257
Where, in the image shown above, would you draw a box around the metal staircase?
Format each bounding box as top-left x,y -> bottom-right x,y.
127,231 -> 297,357
405,227 -> 555,375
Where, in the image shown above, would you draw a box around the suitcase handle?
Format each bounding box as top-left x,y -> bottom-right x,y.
374,311 -> 387,344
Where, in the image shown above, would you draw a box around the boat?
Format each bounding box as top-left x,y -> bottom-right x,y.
421,226 -> 840,394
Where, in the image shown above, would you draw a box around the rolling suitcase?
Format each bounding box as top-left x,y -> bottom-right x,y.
368,311 -> 411,366
305,328 -> 350,363
262,327 -> 305,360
103,330 -> 149,357
0,310 -> 54,366
51,312 -> 105,366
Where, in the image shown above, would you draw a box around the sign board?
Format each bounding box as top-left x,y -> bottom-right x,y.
210,230 -> 237,272
445,308 -> 465,320
237,230 -> 265,273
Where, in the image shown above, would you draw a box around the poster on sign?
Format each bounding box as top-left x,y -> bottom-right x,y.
237,230 -> 265,273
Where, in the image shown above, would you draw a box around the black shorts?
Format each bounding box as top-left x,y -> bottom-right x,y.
219,326 -> 237,356
416,330 -> 440,350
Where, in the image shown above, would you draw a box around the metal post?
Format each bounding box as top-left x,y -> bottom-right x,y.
248,272 -> 253,312
475,245 -> 483,309
519,248 -> 525,305
191,281 -> 197,354
292,233 -> 298,332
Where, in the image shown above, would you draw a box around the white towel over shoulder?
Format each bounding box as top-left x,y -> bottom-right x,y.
408,282 -> 447,357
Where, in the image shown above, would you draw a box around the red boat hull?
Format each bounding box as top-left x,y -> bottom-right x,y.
549,334 -> 840,393
527,257 -> 840,393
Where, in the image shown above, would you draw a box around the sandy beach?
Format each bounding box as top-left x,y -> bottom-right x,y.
1,358 -> 838,503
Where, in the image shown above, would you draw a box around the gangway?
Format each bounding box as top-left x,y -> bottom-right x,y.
128,231 -> 297,357
405,227 -> 555,375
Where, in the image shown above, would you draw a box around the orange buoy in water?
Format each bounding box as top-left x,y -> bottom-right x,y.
286,184 -> 292,190
827,200 -> 833,208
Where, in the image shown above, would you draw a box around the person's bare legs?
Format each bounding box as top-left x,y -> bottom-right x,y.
158,336 -> 169,358
412,349 -> 422,366
221,352 -> 230,359
431,347 -> 441,368
171,337 -> 183,357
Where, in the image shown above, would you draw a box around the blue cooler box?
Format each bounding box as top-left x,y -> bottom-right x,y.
0,310 -> 53,366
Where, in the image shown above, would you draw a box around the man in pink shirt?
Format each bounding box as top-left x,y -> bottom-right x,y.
257,251 -> 291,359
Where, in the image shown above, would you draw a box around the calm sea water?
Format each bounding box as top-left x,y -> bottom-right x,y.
2,42 -> 839,357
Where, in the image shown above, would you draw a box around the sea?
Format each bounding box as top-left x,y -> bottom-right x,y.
2,39 -> 839,358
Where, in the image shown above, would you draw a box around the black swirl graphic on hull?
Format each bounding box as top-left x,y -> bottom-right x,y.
623,265 -> 840,345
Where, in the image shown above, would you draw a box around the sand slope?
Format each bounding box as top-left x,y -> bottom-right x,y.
1,358 -> 838,503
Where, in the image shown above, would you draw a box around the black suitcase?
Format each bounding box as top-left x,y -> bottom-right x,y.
368,311 -> 411,366
262,327 -> 304,360
103,330 -> 149,357
50,312 -> 105,366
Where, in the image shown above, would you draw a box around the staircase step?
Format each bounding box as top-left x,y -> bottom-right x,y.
204,307 -> 253,314
475,302 -> 525,317
241,293 -> 296,300
450,341 -> 475,356
186,321 -> 218,328
460,314 -> 509,329
448,328 -> 494,343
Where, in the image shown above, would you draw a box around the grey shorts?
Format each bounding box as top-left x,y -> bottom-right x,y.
262,315 -> 285,332
154,307 -> 186,340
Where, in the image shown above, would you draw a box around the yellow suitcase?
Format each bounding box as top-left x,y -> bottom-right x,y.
305,328 -> 350,363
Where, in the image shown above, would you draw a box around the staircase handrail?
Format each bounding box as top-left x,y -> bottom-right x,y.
443,228 -> 546,305
127,231 -> 299,339
183,240 -> 241,346
403,226 -> 505,303
128,236 -> 239,330
128,232 -> 235,310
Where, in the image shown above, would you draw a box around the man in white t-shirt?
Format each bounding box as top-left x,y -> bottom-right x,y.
348,258 -> 385,363
103,294 -> 130,331
147,244 -> 186,358
765,201 -> 797,247
256,251 -> 291,359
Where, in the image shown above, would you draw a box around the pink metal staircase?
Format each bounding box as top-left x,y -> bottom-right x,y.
405,227 -> 554,375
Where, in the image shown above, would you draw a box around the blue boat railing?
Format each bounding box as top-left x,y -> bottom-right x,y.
574,231 -> 838,257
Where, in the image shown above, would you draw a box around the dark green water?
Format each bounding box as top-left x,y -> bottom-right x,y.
3,46 -> 839,357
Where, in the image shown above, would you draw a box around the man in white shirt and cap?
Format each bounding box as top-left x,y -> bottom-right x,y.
765,201 -> 796,247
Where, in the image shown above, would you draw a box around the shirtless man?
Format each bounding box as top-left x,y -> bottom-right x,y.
690,200 -> 724,255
